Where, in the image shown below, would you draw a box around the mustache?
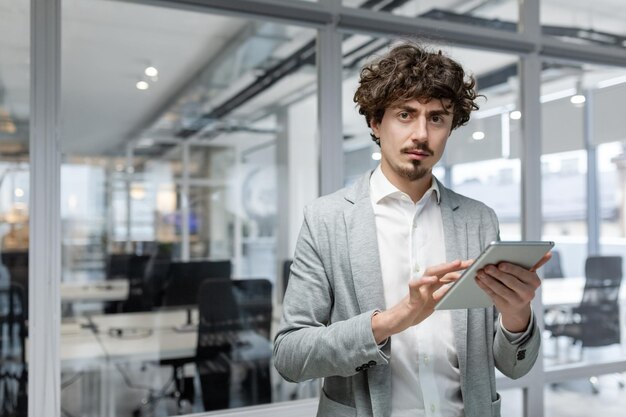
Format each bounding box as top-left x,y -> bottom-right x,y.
401,144 -> 434,156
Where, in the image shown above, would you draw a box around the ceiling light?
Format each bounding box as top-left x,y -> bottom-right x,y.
371,151 -> 381,161
137,137 -> 154,148
14,188 -> 24,198
144,66 -> 158,77
570,94 -> 586,105
509,110 -> 522,120
136,80 -> 149,90
472,131 -> 485,141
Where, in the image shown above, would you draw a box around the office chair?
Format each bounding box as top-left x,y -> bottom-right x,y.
121,254 -> 151,313
543,250 -> 564,279
196,278 -> 242,411
0,284 -> 27,417
281,259 -> 292,303
232,278 -> 273,339
545,255 -> 624,393
129,260 -> 232,415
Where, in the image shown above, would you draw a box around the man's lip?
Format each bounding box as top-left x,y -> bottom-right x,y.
405,150 -> 431,156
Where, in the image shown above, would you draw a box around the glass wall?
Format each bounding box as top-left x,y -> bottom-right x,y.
541,63 -> 626,374
541,0 -> 626,49
0,1 -> 29,416
59,0 -> 317,415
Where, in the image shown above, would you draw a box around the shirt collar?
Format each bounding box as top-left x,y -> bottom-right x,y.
370,165 -> 441,205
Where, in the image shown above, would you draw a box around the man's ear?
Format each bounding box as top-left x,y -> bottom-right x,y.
371,119 -> 380,138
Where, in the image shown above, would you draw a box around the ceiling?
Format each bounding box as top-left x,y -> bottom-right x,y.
1,0 -> 626,159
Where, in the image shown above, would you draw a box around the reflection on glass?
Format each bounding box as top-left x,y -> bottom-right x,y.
541,0 -> 626,50
545,375 -> 626,415
60,0 -> 317,415
342,0 -> 519,29
0,1 -> 30,415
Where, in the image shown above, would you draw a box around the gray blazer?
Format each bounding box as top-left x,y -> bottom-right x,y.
273,171 -> 540,417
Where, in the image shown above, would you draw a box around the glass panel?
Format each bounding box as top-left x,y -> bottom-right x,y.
342,0 -> 519,31
500,388 -> 524,417
541,0 -> 626,50
0,1 -> 29,416
542,64 -> 626,368
60,0 -> 317,414
545,375 -> 626,415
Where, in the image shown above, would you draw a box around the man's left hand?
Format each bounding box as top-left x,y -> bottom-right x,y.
475,253 -> 551,332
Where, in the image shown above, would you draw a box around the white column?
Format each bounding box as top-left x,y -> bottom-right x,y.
125,145 -> 133,253
181,142 -> 190,261
30,1 -> 61,416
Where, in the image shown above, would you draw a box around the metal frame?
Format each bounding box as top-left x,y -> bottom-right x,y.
30,1 -> 62,417
28,0 -> 626,416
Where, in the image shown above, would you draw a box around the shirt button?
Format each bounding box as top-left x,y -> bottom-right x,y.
430,404 -> 436,412
414,263 -> 420,273
423,354 -> 429,364
412,222 -> 418,229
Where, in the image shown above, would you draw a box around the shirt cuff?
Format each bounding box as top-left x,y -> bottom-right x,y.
371,310 -> 389,348
499,308 -> 534,344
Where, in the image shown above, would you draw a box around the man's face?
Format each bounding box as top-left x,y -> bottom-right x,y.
371,98 -> 453,183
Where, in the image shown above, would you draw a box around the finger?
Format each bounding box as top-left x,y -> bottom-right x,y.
475,272 -> 522,303
475,277 -> 507,305
482,265 -> 529,293
424,259 -> 468,277
432,282 -> 454,301
495,263 -> 541,287
530,252 -> 552,273
439,271 -> 462,283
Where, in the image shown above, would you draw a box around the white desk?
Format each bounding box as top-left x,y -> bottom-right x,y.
61,279 -> 129,303
541,276 -> 626,307
86,309 -> 271,363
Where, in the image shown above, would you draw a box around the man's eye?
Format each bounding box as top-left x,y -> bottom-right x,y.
399,112 -> 409,119
432,116 -> 441,123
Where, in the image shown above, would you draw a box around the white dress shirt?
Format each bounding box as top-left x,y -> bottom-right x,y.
370,165 -> 464,417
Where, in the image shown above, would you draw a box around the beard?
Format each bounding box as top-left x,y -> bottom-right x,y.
396,160 -> 430,181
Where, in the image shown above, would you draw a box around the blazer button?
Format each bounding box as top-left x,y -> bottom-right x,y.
355,366 -> 363,372
517,350 -> 526,360
368,360 -> 377,366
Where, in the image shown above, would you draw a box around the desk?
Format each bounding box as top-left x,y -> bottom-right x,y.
61,279 -> 129,303
542,276 -> 626,307
87,310 -> 271,363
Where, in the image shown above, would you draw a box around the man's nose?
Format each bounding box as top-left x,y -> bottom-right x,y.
410,118 -> 428,141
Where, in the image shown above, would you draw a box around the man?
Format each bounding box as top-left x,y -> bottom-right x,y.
273,42 -> 548,417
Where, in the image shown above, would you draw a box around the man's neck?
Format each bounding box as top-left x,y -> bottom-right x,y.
380,165 -> 432,203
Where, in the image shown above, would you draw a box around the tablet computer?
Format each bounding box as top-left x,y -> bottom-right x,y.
434,241 -> 554,310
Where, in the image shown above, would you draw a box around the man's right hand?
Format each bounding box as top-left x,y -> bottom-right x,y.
371,259 -> 472,344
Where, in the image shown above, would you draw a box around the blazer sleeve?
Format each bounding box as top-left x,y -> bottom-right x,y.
273,205 -> 389,383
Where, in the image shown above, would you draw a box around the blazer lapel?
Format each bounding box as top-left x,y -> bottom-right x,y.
438,181 -> 469,384
344,173 -> 386,314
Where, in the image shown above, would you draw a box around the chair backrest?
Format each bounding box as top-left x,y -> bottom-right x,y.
578,255 -> 623,347
582,255 -> 623,305
163,260 -> 231,307
232,278 -> 273,338
106,254 -> 132,279
542,250 -> 564,279
281,259 -> 292,301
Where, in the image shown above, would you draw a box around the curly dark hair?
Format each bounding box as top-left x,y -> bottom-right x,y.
353,42 -> 480,145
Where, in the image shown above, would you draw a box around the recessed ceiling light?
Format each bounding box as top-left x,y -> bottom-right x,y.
136,80 -> 149,90
472,131 -> 485,141
509,110 -> 522,120
14,188 -> 24,197
144,66 -> 158,77
371,152 -> 381,161
570,94 -> 586,105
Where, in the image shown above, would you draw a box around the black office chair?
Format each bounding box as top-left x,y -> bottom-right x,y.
196,278 -> 272,410
545,255 -> 624,393
129,260 -> 232,415
0,284 -> 27,417
543,250 -> 564,279
281,259 -> 292,302
232,278 -> 273,339
121,254 -> 151,313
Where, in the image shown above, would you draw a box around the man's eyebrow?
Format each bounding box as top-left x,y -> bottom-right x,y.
393,105 -> 451,116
